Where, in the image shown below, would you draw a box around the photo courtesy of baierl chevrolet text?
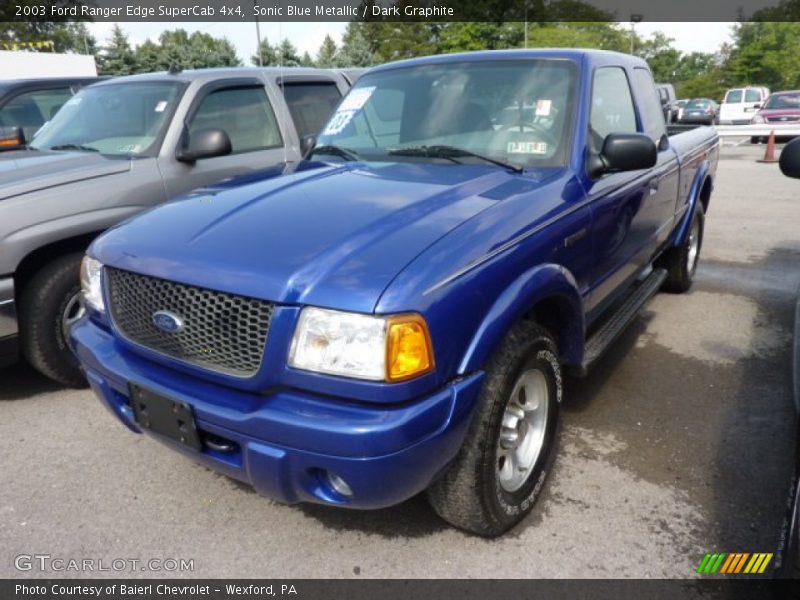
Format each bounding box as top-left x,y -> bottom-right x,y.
1,0 -> 799,598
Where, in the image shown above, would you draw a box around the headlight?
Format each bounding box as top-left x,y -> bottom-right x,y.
80,256 -> 105,312
289,307 -> 434,382
751,114 -> 766,124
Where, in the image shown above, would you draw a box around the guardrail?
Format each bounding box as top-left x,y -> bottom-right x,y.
713,124 -> 800,137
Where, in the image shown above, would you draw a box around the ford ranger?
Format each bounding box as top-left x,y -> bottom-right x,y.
0,66 -> 353,385
71,50 -> 719,536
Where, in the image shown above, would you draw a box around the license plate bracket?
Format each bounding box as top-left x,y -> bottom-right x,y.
129,383 -> 203,451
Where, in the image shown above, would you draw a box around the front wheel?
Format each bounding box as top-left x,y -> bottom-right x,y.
657,204 -> 705,293
19,253 -> 87,387
427,321 -> 561,536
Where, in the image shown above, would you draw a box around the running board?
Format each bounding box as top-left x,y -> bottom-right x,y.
577,268 -> 667,375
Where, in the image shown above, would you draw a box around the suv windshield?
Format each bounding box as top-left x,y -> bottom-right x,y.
315,59 -> 578,169
30,81 -> 184,157
764,93 -> 800,109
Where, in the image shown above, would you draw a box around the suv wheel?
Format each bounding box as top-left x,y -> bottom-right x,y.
19,253 -> 87,387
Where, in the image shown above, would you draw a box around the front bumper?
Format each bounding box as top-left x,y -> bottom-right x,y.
71,317 -> 485,509
0,277 -> 18,367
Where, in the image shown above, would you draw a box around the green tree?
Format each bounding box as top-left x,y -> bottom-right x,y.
316,34 -> 338,68
276,38 -> 302,66
728,22 -> 800,90
98,25 -> 138,76
337,23 -> 378,67
637,32 -> 681,81
0,21 -> 97,54
251,38 -> 278,66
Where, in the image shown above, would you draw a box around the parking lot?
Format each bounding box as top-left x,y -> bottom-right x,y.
1,143 -> 798,579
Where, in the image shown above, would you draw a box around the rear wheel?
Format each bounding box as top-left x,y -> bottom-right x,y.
427,321 -> 561,536
657,204 -> 704,293
19,253 -> 87,387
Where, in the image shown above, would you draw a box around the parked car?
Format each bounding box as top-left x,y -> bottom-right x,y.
71,49 -> 719,536
0,76 -> 106,150
752,90 -> 800,125
719,86 -> 770,125
0,67 -> 354,384
656,82 -> 679,123
679,98 -> 719,125
777,138 -> 800,587
676,98 -> 689,122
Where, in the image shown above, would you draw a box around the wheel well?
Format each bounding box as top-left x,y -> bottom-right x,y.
524,295 -> 580,365
14,233 -> 100,298
699,176 -> 712,214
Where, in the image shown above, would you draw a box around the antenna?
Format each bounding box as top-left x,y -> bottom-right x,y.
278,21 -> 288,168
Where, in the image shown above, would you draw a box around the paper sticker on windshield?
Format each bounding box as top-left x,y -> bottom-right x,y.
338,86 -> 375,112
322,110 -> 356,136
508,141 -> 548,155
154,101 -> 168,113
535,99 -> 552,116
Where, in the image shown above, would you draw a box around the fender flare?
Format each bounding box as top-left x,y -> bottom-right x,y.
672,160 -> 711,247
458,263 -> 585,374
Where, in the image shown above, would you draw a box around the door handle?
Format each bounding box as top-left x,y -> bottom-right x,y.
564,228 -> 588,248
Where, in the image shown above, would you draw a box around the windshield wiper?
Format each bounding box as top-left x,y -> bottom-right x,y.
309,144 -> 360,161
388,144 -> 523,174
48,144 -> 101,153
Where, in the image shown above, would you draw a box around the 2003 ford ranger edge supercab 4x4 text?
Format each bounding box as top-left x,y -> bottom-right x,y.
71,50 -> 719,536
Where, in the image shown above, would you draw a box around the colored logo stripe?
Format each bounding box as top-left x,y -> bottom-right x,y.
697,552 -> 773,574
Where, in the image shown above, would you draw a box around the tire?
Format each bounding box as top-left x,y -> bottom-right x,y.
19,253 -> 87,387
427,321 -> 561,536
656,204 -> 705,293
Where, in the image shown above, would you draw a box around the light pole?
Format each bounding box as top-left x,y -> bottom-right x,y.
630,14 -> 643,56
254,0 -> 263,66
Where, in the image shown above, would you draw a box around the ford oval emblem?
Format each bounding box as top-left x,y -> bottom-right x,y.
152,310 -> 184,333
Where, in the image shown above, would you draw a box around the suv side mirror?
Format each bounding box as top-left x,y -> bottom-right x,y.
0,126 -> 25,151
300,134 -> 316,158
176,128 -> 232,163
588,133 -> 658,178
779,137 -> 800,179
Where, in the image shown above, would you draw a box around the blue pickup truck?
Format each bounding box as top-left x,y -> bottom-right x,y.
70,49 -> 719,536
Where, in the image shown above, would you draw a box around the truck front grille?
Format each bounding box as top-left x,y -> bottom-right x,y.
105,267 -> 273,378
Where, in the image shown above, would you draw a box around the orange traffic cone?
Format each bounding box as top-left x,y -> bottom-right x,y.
757,130 -> 779,163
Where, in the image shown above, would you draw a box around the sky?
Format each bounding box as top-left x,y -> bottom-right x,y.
86,22 -> 735,64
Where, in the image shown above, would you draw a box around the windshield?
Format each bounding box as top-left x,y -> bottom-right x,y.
724,89 -> 743,104
764,93 -> 800,109
30,81 -> 184,157
316,59 -> 578,169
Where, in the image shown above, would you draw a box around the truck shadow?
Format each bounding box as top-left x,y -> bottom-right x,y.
0,362 -> 62,401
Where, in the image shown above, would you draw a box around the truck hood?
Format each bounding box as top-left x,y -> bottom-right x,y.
94,162 -> 542,313
0,150 -> 131,201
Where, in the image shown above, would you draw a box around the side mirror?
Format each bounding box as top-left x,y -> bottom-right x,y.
0,126 -> 25,151
754,103 -> 762,109
779,137 -> 800,179
176,128 -> 232,163
588,133 -> 658,178
300,134 -> 316,158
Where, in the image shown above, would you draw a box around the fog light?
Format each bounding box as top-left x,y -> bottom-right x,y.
325,471 -> 353,497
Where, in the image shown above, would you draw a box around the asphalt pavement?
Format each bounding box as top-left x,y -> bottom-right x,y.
1,144 -> 799,579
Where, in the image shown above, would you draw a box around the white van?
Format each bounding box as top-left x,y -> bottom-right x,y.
719,87 -> 770,125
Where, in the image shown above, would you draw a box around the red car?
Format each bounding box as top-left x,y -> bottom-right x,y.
751,90 -> 800,124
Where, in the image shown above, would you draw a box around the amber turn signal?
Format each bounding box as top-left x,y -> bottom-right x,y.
385,314 -> 434,382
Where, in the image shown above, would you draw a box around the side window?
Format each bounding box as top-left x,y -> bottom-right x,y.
0,87 -> 73,140
590,67 -> 637,150
189,86 -> 282,154
282,82 -> 342,140
634,68 -> 667,143
745,89 -> 762,103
